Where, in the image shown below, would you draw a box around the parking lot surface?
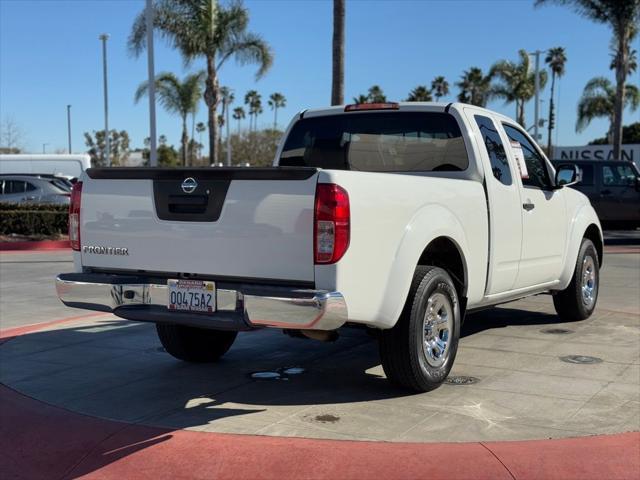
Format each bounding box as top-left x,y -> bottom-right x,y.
1,241 -> 638,445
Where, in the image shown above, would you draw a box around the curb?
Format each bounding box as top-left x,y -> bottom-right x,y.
0,239 -> 70,251
1,315 -> 639,479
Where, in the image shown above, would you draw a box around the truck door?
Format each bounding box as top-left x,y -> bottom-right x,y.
501,123 -> 567,288
464,109 -> 522,294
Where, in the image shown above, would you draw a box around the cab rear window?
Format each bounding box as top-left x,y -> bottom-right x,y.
280,112 -> 469,172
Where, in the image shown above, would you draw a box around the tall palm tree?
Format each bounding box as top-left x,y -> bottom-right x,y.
218,86 -> 234,155
244,90 -> 261,131
431,76 -> 449,101
545,47 -> 567,154
490,49 -> 548,127
406,86 -> 432,102
233,107 -> 245,134
456,67 -> 492,107
134,71 -> 204,166
352,94 -> 369,104
129,0 -> 273,164
196,121 -> 206,158
331,0 -> 345,105
576,77 -> 639,140
268,92 -> 286,129
536,0 -> 640,159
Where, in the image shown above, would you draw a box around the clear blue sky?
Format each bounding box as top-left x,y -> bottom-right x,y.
1,0 -> 638,154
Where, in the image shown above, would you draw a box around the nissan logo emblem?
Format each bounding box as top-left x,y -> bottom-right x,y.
181,177 -> 197,194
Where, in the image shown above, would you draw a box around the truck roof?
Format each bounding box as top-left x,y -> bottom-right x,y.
297,102 -> 516,125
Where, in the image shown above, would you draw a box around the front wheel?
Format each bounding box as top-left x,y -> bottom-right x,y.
553,238 -> 600,321
379,266 -> 461,392
156,324 -> 237,363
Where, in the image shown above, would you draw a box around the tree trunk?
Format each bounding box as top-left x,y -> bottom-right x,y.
331,0 -> 345,105
204,55 -> 220,165
518,101 -> 525,128
181,116 -> 188,167
547,72 -> 556,155
612,28 -> 627,160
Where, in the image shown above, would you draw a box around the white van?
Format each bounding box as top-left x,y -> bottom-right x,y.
0,154 -> 91,179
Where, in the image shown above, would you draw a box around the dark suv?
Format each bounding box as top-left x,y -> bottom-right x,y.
552,160 -> 639,229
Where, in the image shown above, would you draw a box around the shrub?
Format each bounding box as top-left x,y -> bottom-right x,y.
0,203 -> 68,236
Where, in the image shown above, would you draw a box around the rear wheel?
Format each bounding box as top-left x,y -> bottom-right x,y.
156,324 -> 237,363
379,266 -> 461,392
553,238 -> 600,321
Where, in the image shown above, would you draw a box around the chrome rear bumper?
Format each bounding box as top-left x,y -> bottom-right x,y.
55,273 -> 347,331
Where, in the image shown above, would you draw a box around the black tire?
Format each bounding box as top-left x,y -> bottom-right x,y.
379,266 -> 461,392
553,238 -> 600,321
156,324 -> 237,363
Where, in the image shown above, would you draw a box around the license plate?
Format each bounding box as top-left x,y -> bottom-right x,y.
167,279 -> 216,313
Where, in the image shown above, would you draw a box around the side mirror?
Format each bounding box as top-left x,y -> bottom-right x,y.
555,164 -> 580,188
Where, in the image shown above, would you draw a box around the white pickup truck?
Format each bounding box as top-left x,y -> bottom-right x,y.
56,102 -> 603,391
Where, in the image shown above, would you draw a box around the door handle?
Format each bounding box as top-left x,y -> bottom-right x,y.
523,202 -> 535,211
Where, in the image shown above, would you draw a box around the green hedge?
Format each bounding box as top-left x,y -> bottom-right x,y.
0,203 -> 68,236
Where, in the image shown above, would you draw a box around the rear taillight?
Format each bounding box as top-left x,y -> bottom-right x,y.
314,183 -> 350,264
69,181 -> 82,251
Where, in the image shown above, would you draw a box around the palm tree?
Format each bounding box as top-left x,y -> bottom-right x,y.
134,71 -> 204,166
368,85 -> 387,102
431,76 -> 449,101
576,77 -> 640,141
352,94 -> 369,104
331,0 -> 345,105
536,0 -> 640,159
490,49 -> 548,127
268,93 -> 286,129
545,47 -> 567,154
244,90 -> 261,131
129,0 -> 273,164
218,86 -> 234,155
196,121 -> 206,158
233,107 -> 245,134
406,86 -> 432,102
456,67 -> 492,107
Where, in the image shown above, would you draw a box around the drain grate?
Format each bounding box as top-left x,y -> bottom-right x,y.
560,355 -> 603,364
250,366 -> 306,381
445,375 -> 479,385
541,328 -> 574,335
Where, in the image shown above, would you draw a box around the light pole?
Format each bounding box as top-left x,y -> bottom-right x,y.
145,0 -> 158,167
66,105 -> 72,153
225,91 -> 232,166
99,33 -> 110,166
42,143 -> 48,154
528,49 -> 546,143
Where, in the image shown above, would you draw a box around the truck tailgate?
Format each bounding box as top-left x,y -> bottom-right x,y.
79,168 -> 318,283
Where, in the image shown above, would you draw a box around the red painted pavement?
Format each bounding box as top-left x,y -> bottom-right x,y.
1,318 -> 639,479
0,239 -> 70,251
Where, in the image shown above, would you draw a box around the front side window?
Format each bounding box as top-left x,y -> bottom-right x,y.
474,115 -> 511,185
25,182 -> 37,192
502,124 -> 551,189
602,164 -> 637,186
280,112 -> 469,172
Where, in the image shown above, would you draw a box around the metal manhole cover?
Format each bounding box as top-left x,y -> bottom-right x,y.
559,355 -> 603,364
541,328 -> 574,335
444,376 -> 479,385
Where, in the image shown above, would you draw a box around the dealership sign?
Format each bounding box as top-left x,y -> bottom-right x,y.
553,144 -> 640,166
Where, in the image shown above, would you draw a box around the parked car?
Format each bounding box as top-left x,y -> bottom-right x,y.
552,159 -> 640,230
56,102 -> 602,392
0,154 -> 90,178
0,174 -> 71,204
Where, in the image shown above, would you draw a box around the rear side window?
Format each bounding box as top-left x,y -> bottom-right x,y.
474,115 -> 511,185
3,180 -> 26,194
579,164 -> 594,185
280,112 -> 469,172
